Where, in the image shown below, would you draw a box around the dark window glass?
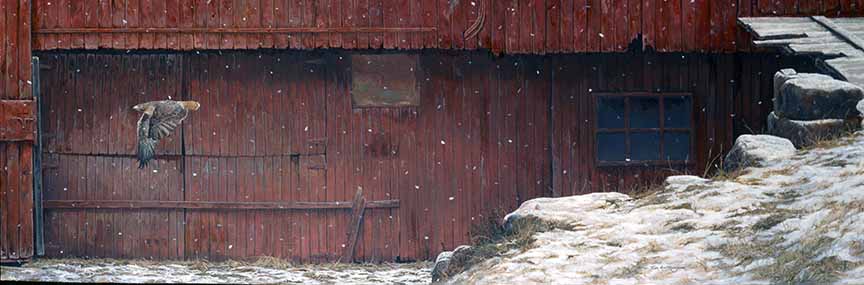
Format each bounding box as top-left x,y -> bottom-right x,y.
664,96 -> 691,128
664,132 -> 691,161
630,97 -> 659,128
597,97 -> 625,129
597,133 -> 627,161
630,132 -> 660,161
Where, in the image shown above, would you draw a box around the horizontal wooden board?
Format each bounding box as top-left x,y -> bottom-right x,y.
44,200 -> 400,210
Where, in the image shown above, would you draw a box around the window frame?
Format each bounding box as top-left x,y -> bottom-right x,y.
593,92 -> 695,167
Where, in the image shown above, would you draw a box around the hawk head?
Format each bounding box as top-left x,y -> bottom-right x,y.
180,101 -> 201,111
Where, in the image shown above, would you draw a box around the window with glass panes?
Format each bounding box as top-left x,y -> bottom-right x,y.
595,93 -> 693,165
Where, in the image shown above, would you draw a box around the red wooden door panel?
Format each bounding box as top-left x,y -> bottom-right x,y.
40,53 -> 185,259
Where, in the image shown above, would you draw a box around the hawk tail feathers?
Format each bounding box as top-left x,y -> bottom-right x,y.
137,138 -> 158,169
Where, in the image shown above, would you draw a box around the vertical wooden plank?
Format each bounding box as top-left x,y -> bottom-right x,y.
586,0 -> 601,51
179,0 -> 194,49
41,0 -> 55,50
599,0 -> 613,51
191,0 -> 205,48
383,0 -> 397,48
641,0 -> 654,50
559,0 -> 573,52
0,146 -> 6,259
80,0 -> 97,49
421,0 -> 435,48
4,1 -> 17,98
4,145 -> 18,258
165,0 -> 180,49
437,0 -> 452,49
451,0 -> 466,49
31,0 -> 45,50
301,0 -> 315,49
138,0 -> 153,48
249,0 -> 263,48
371,0 -> 385,48
219,0 -> 234,49
547,0 -> 561,52
287,0 -> 300,48
669,0 -> 682,51
19,0 -> 31,99
358,0 -> 371,49
260,0 -> 274,47
272,0 -> 287,48
503,0 -> 517,53
108,0 -> 123,49
397,0 -> 411,48
126,0 -> 141,49
488,0 -> 503,52
21,147 -> 34,259
205,0 -> 220,49
518,0 -> 531,52
533,0 -> 546,53
627,0 -> 640,49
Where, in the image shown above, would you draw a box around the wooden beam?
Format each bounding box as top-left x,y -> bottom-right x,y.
0,100 -> 36,141
811,16 -> 864,52
341,188 -> 367,263
34,27 -> 437,34
43,199 -> 399,210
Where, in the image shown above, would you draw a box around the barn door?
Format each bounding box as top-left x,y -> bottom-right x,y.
182,53 -> 330,261
40,54 -> 186,259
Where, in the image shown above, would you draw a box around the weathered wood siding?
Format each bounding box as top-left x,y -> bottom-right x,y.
38,51 -> 810,261
30,0 -> 864,53
0,0 -> 35,262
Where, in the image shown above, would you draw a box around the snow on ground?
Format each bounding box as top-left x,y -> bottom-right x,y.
1,259 -> 431,284
452,133 -> 864,284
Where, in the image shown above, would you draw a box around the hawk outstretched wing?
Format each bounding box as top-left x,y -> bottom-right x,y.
135,100 -> 199,168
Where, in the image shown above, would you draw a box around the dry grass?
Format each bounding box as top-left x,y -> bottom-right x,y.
439,213 -> 579,282
803,130 -> 859,151
715,198 -> 862,284
761,166 -> 800,178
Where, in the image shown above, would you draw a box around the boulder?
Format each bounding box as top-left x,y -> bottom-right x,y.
776,76 -> 864,120
767,112 -> 860,147
859,99 -> 864,128
772,69 -> 834,111
723,135 -> 796,172
431,245 -> 476,283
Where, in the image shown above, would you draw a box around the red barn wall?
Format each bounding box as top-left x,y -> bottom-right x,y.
37,50 -> 811,262
30,0 -> 864,53
1,0 -> 35,262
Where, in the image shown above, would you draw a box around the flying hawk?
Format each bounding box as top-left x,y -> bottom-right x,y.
133,100 -> 200,168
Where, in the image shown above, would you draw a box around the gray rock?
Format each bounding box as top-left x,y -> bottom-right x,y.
767,112 -> 861,147
723,135 -> 796,172
859,99 -> 864,128
776,77 -> 864,120
772,69 -> 834,112
431,245 -> 475,283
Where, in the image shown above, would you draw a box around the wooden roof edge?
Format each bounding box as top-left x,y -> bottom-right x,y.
811,16 -> 864,52
736,18 -> 809,41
